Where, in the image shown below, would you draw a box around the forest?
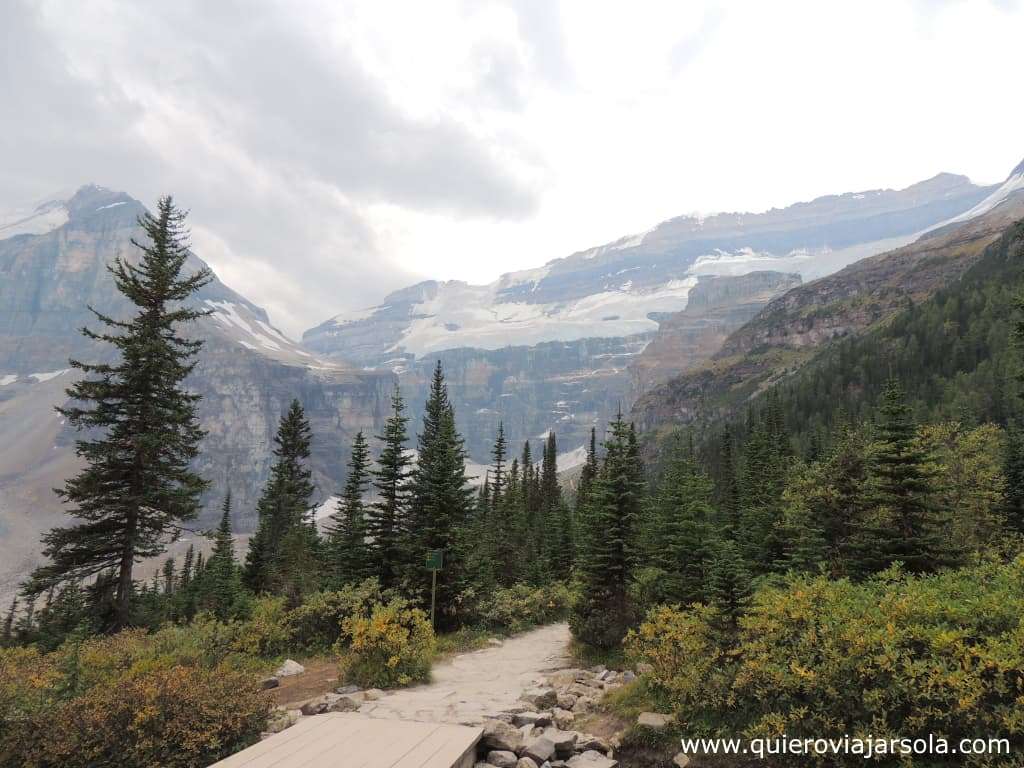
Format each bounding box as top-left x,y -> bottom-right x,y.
2,201 -> 1024,767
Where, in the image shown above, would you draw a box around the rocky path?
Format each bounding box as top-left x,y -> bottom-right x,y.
357,622 -> 572,725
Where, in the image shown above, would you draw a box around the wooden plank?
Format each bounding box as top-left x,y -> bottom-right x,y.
209,714 -> 482,768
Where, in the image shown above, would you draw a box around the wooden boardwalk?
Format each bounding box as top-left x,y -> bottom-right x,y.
210,713 -> 482,768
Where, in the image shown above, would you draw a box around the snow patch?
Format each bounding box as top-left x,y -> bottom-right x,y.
29,369 -> 71,383
96,201 -> 127,211
0,374 -> 17,386
942,169 -> 1024,225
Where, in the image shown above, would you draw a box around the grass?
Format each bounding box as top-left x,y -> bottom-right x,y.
568,637 -> 626,669
432,626 -> 501,661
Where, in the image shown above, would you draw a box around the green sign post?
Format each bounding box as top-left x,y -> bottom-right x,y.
426,549 -> 443,629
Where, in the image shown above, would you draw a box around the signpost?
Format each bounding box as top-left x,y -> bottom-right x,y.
426,549 -> 443,629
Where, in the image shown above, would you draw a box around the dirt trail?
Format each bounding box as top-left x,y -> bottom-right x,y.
357,622 -> 572,725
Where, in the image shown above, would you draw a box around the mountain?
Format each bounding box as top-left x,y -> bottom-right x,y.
632,158 -> 1024,443
0,185 -> 393,599
304,169 -> 997,460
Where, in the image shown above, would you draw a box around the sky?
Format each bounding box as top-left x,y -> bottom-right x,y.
2,0 -> 1023,336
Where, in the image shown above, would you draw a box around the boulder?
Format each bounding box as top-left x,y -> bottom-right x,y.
521,687 -> 558,710
487,750 -> 518,768
522,737 -> 556,764
621,671 -> 636,683
552,708 -> 574,730
335,684 -> 360,694
542,728 -> 577,757
482,719 -> 524,753
265,708 -> 299,734
556,692 -> 577,710
577,735 -> 611,754
516,759 -> 539,768
259,676 -> 280,690
567,751 -> 617,768
514,711 -> 552,727
567,683 -> 600,698
300,696 -> 333,716
672,754 -> 691,768
364,688 -> 385,701
636,712 -> 673,730
547,669 -> 588,688
327,695 -> 361,713
275,659 -> 305,677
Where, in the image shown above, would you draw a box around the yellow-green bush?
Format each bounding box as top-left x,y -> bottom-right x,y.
229,595 -> 294,657
0,630 -> 271,768
337,600 -> 435,688
627,559 -> 1024,765
479,582 -> 573,633
286,579 -> 385,651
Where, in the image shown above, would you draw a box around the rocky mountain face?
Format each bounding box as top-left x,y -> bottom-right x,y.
631,168 -> 1024,437
0,186 -> 392,598
629,271 -> 802,397
304,170 -> 996,460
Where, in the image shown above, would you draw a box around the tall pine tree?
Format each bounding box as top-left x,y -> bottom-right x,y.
407,362 -> 474,625
326,430 -> 373,587
243,400 -> 318,600
24,196 -> 211,629
367,386 -> 412,591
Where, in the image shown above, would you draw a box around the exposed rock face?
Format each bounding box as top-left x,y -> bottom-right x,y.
305,170 -> 994,461
629,271 -> 801,397
0,185 -> 392,598
631,186 -> 1024,436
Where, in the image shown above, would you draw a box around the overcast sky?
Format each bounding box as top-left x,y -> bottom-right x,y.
2,0 -> 1023,335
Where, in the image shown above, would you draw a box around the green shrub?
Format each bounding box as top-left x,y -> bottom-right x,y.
627,558 -> 1024,766
338,599 -> 435,688
478,582 -> 572,633
286,579 -> 385,651
0,629 -> 271,768
230,595 -> 294,657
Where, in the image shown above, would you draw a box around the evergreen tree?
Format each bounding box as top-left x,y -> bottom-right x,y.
718,426 -> 741,535
407,362 -> 474,625
179,544 -> 195,591
706,538 -> 752,634
643,442 -> 716,606
243,400 -> 318,600
490,422 -> 507,511
23,196 -> 211,629
860,379 -> 951,574
1003,419 -> 1024,534
162,558 -> 176,597
327,430 -> 374,587
2,596 -> 17,646
570,413 -> 643,649
367,386 -> 412,591
203,491 -> 241,619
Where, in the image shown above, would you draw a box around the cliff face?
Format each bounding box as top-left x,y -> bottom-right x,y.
0,185 -> 393,597
631,190 -> 1024,436
629,271 -> 802,397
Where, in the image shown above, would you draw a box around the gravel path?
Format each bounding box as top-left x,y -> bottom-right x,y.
356,622 -> 572,726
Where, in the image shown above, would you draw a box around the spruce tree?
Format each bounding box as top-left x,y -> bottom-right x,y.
367,386 -> 412,591
204,491 -> 241,619
243,400 -> 318,599
644,442 -> 716,606
407,362 -> 474,624
490,422 -> 507,511
861,379 -> 951,574
326,430 -> 373,587
570,413 -> 643,649
23,196 -> 211,629
162,558 -> 176,596
706,538 -> 752,634
2,596 -> 17,646
179,544 -> 195,591
1003,419 -> 1024,533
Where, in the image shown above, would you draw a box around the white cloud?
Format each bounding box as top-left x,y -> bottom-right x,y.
1,0 -> 1021,336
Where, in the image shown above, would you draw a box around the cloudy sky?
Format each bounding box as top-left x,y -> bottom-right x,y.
2,0 -> 1023,335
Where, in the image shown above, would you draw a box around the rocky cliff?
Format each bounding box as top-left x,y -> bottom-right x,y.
631,180 -> 1024,437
